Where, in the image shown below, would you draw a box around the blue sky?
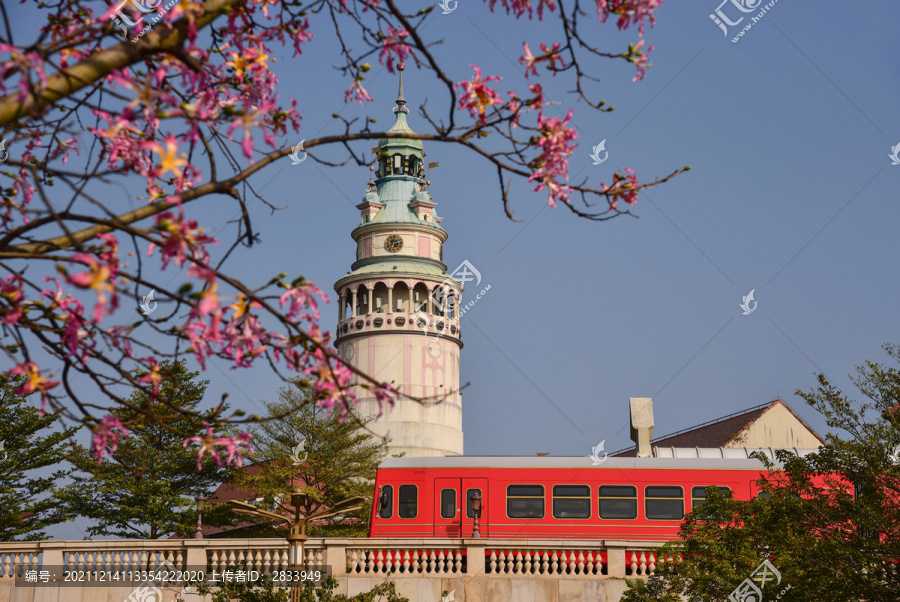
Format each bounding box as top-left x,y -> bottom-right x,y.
8,0 -> 900,537
228,0 -> 898,457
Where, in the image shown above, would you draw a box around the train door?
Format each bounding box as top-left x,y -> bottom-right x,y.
433,478 -> 488,538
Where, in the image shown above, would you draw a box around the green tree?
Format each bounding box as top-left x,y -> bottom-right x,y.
57,361 -> 236,539
0,375 -> 76,540
232,383 -> 389,538
621,343 -> 900,602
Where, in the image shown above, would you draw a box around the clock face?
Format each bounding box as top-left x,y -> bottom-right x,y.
384,234 -> 403,253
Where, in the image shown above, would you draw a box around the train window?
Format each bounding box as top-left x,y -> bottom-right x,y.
599,485 -> 638,520
466,489 -> 481,518
507,485 -> 544,518
398,485 -> 418,519
378,485 -> 393,519
756,492 -> 772,500
552,485 -> 590,519
440,489 -> 456,519
645,486 -> 684,520
691,486 -> 732,508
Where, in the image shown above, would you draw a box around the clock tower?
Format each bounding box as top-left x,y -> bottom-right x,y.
333,65 -> 464,457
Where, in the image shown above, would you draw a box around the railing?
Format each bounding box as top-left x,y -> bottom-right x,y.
0,538 -> 669,580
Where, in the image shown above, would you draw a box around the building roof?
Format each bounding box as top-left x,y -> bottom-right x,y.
613,399 -> 826,457
378,448 -> 818,471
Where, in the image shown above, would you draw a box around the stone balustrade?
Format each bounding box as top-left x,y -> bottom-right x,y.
0,538 -> 669,602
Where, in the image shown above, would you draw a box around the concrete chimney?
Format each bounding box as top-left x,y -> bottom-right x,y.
629,397 -> 654,458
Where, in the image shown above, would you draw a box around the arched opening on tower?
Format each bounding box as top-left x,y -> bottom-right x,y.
432,284 -> 449,317
356,285 -> 370,316
342,288 -> 353,319
393,282 -> 410,313
413,283 -> 430,314
373,283 -> 389,314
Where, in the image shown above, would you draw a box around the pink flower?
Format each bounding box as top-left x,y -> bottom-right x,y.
602,168 -> 640,210
379,28 -> 410,73
595,0 -> 662,36
455,65 -> 503,125
183,427 -> 254,470
0,275 -> 24,325
485,0 -> 557,20
344,80 -> 374,105
92,416 -> 130,463
280,281 -> 328,323
527,109 -> 578,207
9,363 -> 60,416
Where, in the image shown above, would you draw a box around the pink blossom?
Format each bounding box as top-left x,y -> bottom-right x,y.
455,66 -> 503,126
10,362 -> 60,416
280,281 -> 328,323
595,0 -> 662,36
602,168 -> 640,210
378,28 -> 410,73
344,80 -> 374,105
485,0 -> 557,20
92,416 -> 130,463
0,275 -> 24,325
183,427 -> 254,470
527,109 -> 578,207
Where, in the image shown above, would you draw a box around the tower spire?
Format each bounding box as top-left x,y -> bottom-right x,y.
395,62 -> 409,114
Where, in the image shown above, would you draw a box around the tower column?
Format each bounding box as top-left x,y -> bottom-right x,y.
351,288 -> 358,317
367,289 -> 373,316
387,287 -> 393,314
339,292 -> 345,320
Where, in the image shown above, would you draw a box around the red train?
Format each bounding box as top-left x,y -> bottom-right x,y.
368,448 -> 819,541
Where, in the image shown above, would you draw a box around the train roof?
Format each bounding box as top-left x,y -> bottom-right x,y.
379,447 -> 819,471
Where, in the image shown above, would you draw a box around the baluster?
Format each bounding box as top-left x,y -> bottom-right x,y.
392,549 -> 401,573
366,550 -> 375,573
639,552 -> 647,575
630,552 -> 638,574
587,551 -> 597,576
538,551 -> 547,575
648,552 -> 656,575
550,551 -> 559,575
261,550 -> 272,575
348,550 -> 359,574
375,550 -> 384,573
577,551 -> 585,575
227,550 -> 236,570
428,551 -> 436,573
523,551 -> 533,574
489,552 -> 497,574
454,550 -> 462,573
402,550 -> 410,573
